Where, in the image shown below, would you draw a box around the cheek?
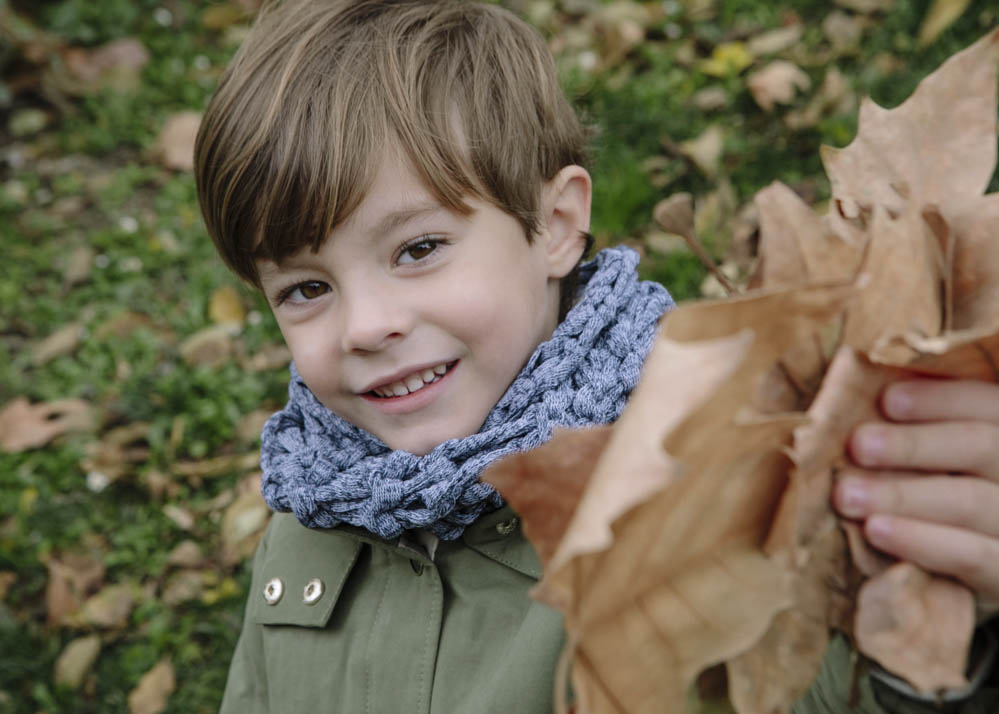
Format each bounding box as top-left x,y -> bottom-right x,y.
279,323 -> 341,397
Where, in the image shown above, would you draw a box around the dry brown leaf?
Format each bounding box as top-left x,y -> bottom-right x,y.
154,112 -> 202,172
0,397 -> 95,452
0,571 -> 16,601
32,322 -> 84,366
240,342 -> 292,372
163,504 -> 196,531
746,25 -> 803,58
491,285 -> 852,713
166,540 -> 206,569
127,659 -> 175,714
221,477 -> 270,566
492,29 -> 999,713
833,0 -> 893,12
61,38 -> 150,94
54,634 -> 101,689
483,426 -> 612,567
236,408 -> 276,444
679,125 -> 725,178
918,0 -> 973,48
179,323 -> 238,367
45,552 -> 105,627
80,422 -> 151,485
172,451 -> 260,480
855,562 -> 974,691
821,29 -> 999,237
161,569 -> 207,607
81,582 -> 135,628
747,61 -> 811,112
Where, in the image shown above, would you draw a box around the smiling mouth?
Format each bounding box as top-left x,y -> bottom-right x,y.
367,361 -> 457,399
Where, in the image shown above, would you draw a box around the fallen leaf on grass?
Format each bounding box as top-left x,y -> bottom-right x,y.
746,25 -> 803,58
677,125 -> 725,177
161,569 -> 207,607
918,0 -> 973,48
165,540 -> 206,569
834,0 -> 893,12
0,398 -> 95,452
240,342 -> 292,372
32,322 -> 84,366
154,112 -> 202,172
162,504 -> 196,531
220,475 -> 270,566
172,451 -> 260,480
54,634 -> 101,689
45,552 -> 105,627
0,571 -> 16,601
128,659 -> 175,714
747,61 -> 811,112
60,38 -> 150,94
209,284 -> 246,325
80,422 -> 151,485
81,582 -> 135,628
179,323 -> 239,367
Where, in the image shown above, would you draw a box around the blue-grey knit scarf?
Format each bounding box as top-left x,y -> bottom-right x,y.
260,246 -> 673,540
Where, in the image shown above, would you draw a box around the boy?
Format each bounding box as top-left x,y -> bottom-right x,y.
194,1 -> 999,711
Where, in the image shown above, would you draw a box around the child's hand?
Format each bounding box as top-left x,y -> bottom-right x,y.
832,378 -> 999,619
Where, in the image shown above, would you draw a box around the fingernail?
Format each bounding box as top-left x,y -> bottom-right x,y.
852,425 -> 885,465
837,478 -> 869,517
883,384 -> 913,419
866,515 -> 893,542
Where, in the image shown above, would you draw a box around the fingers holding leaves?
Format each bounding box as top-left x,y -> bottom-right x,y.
834,472 -> 999,538
859,514 -> 999,608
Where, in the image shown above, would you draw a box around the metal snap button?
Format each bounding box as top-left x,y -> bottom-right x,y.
495,517 -> 518,536
263,577 -> 284,605
303,578 -> 324,605
410,559 -> 425,575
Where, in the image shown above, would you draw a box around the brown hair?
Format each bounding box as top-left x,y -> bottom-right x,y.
194,0 -> 590,293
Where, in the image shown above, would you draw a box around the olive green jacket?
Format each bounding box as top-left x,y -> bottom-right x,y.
221,509 -> 998,713
220,506 -> 565,713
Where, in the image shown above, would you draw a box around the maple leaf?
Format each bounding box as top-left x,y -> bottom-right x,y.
485,27 -> 999,714
486,285 -> 853,713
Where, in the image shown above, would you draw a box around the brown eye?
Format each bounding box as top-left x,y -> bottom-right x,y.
277,280 -> 331,305
298,281 -> 329,299
399,238 -> 442,264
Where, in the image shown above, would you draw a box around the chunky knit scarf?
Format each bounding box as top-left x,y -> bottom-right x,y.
260,246 -> 673,540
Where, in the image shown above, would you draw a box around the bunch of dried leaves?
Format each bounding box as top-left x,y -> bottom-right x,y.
484,29 -> 999,714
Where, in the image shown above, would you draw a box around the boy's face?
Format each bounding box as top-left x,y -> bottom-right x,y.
257,154 -> 572,455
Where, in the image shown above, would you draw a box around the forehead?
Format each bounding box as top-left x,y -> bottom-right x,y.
255,156 -> 459,276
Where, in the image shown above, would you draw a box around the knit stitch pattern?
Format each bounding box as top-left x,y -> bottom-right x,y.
260,246 -> 673,540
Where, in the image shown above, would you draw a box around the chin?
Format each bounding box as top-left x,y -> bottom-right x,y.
388,424 -> 474,457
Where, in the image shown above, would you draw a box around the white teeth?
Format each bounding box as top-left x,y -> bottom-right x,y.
405,374 -> 424,392
371,363 -> 451,398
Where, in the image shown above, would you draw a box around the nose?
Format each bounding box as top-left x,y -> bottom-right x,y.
339,281 -> 412,353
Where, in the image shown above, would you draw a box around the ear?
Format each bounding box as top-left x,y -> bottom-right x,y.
541,165 -> 592,279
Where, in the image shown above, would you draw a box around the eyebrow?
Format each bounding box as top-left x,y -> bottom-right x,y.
369,201 -> 446,238
255,200 -> 449,281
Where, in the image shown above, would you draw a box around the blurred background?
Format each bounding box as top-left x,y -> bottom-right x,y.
0,0 -> 995,711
